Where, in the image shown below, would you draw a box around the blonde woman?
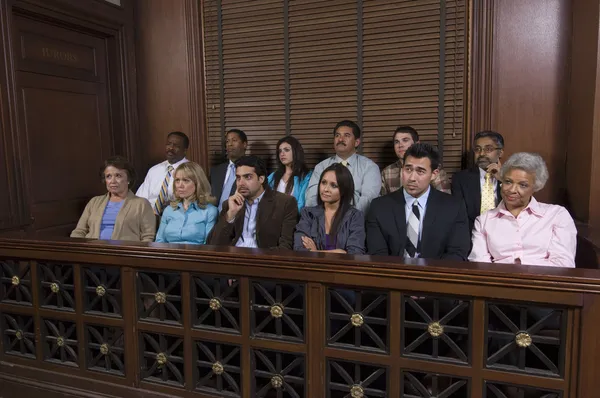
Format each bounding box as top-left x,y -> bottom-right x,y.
155,162 -> 218,244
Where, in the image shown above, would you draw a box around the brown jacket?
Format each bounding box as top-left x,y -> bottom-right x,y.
71,191 -> 156,242
208,189 -> 298,249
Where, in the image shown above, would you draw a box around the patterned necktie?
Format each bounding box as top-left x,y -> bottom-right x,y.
219,163 -> 236,211
405,202 -> 421,258
480,172 -> 496,214
154,165 -> 174,215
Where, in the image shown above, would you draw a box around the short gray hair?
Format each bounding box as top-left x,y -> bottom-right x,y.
499,152 -> 549,192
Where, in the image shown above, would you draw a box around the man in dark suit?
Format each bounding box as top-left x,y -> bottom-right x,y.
208,155 -> 298,250
451,130 -> 504,231
367,143 -> 470,260
211,129 -> 248,211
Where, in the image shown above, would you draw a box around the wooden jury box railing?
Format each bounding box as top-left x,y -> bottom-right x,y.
1,238 -> 600,398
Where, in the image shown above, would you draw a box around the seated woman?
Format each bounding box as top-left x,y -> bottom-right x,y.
294,163 -> 365,254
156,162 -> 218,244
71,156 -> 155,242
267,136 -> 312,210
469,152 -> 577,267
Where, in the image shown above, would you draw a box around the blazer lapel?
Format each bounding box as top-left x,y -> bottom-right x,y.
391,191 -> 407,255
256,190 -> 275,242
421,190 -> 439,255
469,168 -> 482,213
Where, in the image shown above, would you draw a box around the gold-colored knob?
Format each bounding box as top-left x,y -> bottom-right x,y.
350,313 -> 364,327
270,374 -> 283,389
350,384 -> 364,398
11,276 -> 20,286
100,343 -> 109,355
15,330 -> 23,340
515,332 -> 532,348
428,321 -> 444,337
56,336 -> 65,347
212,361 -> 224,375
96,285 -> 106,297
270,304 -> 284,318
50,282 -> 60,293
209,298 -> 222,311
155,292 -> 167,304
156,352 -> 167,365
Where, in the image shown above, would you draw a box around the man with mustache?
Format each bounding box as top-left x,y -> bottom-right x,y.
305,120 -> 381,214
211,129 -> 248,211
208,155 -> 298,249
451,130 -> 505,231
136,131 -> 189,216
367,143 -> 470,259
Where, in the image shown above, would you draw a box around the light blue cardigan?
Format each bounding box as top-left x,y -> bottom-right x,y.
267,171 -> 312,211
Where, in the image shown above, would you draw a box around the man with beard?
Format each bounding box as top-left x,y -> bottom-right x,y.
452,130 -> 504,231
208,155 -> 298,249
136,131 -> 189,216
211,129 -> 248,211
305,120 -> 381,214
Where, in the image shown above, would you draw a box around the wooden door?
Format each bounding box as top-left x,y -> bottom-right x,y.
13,15 -> 113,237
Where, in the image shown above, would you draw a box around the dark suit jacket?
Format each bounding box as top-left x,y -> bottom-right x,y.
366,189 -> 470,261
207,188 -> 298,249
210,162 -> 237,201
451,167 -> 502,231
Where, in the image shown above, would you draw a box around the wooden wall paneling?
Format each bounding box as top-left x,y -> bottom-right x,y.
489,0 -> 571,204
566,0 -> 599,223
469,0 -> 494,158
0,1 -> 22,231
134,0 -> 192,173
184,0 -> 208,172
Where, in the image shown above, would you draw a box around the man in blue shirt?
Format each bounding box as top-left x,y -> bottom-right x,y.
305,120 -> 381,214
208,156 -> 298,249
366,143 -> 470,260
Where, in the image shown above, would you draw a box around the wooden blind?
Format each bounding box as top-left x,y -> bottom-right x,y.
203,0 -> 467,173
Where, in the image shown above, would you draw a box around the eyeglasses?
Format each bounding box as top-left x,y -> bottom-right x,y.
473,146 -> 501,154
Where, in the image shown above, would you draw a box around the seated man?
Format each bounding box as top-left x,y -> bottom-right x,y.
136,131 -> 189,216
452,130 -> 504,231
211,128 -> 248,211
366,143 -> 470,260
305,120 -> 381,214
381,125 -> 451,195
208,155 -> 298,249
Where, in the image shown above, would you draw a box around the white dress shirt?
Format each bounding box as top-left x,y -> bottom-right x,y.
136,158 -> 189,212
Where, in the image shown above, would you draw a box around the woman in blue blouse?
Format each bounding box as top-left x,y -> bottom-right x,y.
155,162 -> 218,245
267,136 -> 312,210
294,163 -> 365,254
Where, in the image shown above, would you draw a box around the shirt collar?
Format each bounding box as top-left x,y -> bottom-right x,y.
166,157 -> 188,169
494,196 -> 542,218
176,201 -> 199,211
403,186 -> 431,209
246,189 -> 266,206
334,152 -> 358,165
479,167 -> 497,180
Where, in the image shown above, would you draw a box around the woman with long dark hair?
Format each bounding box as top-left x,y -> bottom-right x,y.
267,136 -> 312,210
293,163 -> 365,254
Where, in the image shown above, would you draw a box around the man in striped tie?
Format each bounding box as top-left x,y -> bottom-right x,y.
136,132 -> 190,215
366,143 -> 470,260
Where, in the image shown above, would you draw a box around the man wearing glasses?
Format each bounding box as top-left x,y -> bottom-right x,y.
452,130 -> 505,232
